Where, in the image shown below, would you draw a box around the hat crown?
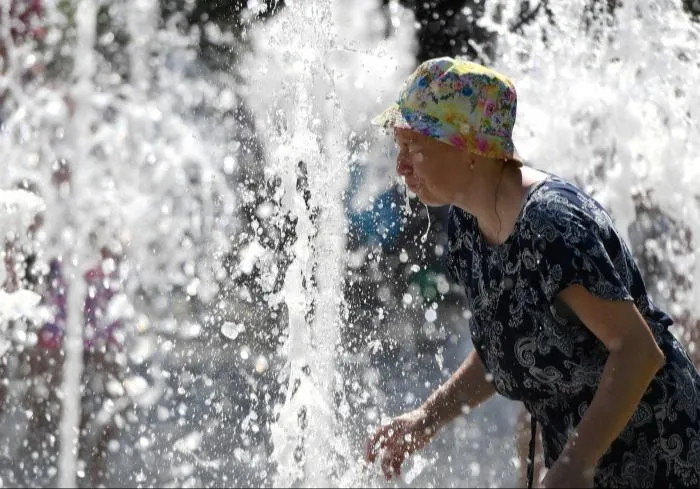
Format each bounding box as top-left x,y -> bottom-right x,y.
371,57 -> 521,164
398,57 -> 518,140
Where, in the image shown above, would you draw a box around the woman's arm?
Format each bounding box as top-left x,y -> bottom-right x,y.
553,284 -> 665,472
366,348 -> 497,479
422,349 -> 497,429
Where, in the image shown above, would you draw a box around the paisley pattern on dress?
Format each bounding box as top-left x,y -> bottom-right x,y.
446,175 -> 700,488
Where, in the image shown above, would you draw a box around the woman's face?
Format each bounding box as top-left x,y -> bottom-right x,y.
394,128 -> 464,206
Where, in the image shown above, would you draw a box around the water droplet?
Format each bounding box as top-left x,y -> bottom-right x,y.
221,321 -> 245,340
255,355 -> 269,373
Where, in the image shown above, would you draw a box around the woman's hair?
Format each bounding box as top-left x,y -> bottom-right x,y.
494,160 -> 507,239
505,158 -> 521,167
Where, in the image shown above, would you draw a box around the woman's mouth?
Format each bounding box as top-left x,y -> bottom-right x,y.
404,178 -> 421,193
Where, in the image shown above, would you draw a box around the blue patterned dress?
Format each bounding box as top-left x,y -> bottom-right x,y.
446,175 -> 700,488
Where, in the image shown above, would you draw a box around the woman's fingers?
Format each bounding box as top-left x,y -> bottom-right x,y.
366,425 -> 387,462
366,410 -> 434,481
368,420 -> 409,479
368,416 -> 423,480
380,445 -> 405,480
367,421 -> 400,462
391,454 -> 403,477
381,450 -> 394,479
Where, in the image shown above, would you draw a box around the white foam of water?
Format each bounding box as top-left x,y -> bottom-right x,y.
483,0 -> 700,322
0,189 -> 45,376
245,0 -> 700,487
242,0 -> 415,486
2,0 -> 242,482
2,0 -> 697,486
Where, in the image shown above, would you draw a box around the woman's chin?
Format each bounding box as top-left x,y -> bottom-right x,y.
420,197 -> 447,207
415,190 -> 447,207
406,183 -> 448,206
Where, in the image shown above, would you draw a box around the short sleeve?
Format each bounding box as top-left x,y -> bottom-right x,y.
525,196 -> 634,304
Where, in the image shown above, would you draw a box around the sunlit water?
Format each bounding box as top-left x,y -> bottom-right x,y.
484,0 -> 700,333
240,1 -> 416,486
1,0 -> 699,487
2,0 -> 240,486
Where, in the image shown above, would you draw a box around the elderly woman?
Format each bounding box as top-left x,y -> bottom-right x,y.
365,57 -> 700,488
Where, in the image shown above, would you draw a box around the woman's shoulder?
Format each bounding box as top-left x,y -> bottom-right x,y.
522,174 -> 617,239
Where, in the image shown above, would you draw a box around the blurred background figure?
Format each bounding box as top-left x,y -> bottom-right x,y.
0,173 -> 134,487
0,0 -> 46,107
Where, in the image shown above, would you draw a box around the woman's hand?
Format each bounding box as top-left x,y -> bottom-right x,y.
365,350 -> 496,480
540,457 -> 595,488
365,407 -> 439,480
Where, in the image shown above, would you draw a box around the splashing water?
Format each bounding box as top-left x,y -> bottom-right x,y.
241,1 -> 414,485
0,190 -> 45,356
1,0 -> 699,487
2,0 -> 239,485
484,0 -> 700,334
243,0 -> 700,487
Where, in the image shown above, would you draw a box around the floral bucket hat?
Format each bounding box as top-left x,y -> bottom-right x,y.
372,57 -> 522,165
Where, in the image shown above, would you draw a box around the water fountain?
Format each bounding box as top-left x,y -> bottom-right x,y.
240,2 -> 414,485
1,0 -> 699,487
243,0 -> 700,487
2,0 -> 240,485
0,189 -> 45,358
482,0 -> 700,332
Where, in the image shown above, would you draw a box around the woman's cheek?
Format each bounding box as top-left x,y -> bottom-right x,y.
410,151 -> 425,165
410,152 -> 429,180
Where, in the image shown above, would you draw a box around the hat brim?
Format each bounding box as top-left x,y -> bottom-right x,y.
370,103 -> 411,130
371,104 -> 523,167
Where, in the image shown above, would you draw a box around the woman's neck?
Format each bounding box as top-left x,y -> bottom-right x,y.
455,164 -> 545,245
